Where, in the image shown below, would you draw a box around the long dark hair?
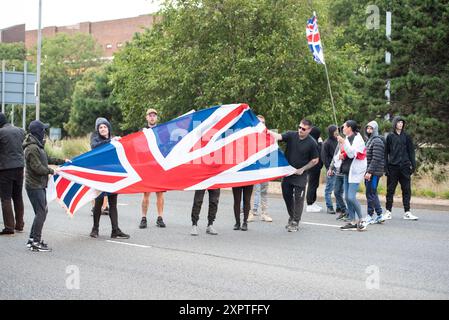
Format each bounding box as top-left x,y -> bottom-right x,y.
345,120 -> 360,134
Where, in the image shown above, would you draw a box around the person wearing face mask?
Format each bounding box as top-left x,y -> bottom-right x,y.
23,120 -> 65,251
364,120 -> 386,225
384,116 -> 418,221
89,117 -> 130,240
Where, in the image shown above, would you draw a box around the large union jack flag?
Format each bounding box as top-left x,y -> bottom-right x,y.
50,104 -> 296,216
306,14 -> 325,64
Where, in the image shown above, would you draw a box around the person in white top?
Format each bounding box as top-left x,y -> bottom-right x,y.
336,120 -> 368,231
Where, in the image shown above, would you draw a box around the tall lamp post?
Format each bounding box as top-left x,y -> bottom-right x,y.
36,0 -> 42,120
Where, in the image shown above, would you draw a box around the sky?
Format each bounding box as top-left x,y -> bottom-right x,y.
0,0 -> 161,30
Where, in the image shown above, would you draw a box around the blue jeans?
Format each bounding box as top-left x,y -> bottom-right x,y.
334,175 -> 347,212
365,175 -> 382,216
343,175 -> 363,221
253,182 -> 268,214
324,174 -> 336,209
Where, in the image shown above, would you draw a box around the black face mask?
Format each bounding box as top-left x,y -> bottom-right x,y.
31,129 -> 45,144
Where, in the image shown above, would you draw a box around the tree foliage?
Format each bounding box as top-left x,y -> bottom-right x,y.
65,64 -> 123,136
111,0 -> 359,133
28,33 -> 102,135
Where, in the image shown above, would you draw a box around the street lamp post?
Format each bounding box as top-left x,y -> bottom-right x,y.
36,0 -> 42,120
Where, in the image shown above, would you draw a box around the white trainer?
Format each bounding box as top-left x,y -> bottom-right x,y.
261,214 -> 273,222
384,210 -> 392,220
306,205 -> 321,213
403,211 -> 418,220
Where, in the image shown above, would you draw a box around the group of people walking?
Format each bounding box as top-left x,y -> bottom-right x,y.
0,108 -> 418,252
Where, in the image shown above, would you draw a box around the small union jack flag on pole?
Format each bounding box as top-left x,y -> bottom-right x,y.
306,13 -> 325,64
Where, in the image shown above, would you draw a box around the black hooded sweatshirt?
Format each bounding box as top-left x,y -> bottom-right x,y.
385,116 -> 416,170
321,125 -> 338,170
90,117 -> 113,150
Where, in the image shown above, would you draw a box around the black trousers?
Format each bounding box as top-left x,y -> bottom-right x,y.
0,168 -> 25,232
306,167 -> 321,206
26,188 -> 47,242
232,186 -> 253,224
386,165 -> 412,212
281,179 -> 306,223
93,193 -> 119,232
191,189 -> 220,226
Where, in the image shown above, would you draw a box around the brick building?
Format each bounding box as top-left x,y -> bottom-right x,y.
1,14 -> 160,58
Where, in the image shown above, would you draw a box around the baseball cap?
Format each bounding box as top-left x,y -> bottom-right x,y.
146,108 -> 158,115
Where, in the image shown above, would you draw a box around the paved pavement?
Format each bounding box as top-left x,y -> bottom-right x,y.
1,190 -> 449,300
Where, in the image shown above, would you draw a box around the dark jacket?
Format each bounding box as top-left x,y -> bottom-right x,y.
309,127 -> 323,171
321,125 -> 338,170
23,134 -> 63,190
90,117 -> 112,150
0,123 -> 25,170
365,121 -> 385,176
385,116 -> 416,171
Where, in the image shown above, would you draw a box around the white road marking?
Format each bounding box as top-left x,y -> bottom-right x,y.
106,240 -> 152,248
301,222 -> 341,228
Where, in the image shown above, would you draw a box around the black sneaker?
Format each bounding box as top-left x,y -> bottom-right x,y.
336,212 -> 347,221
26,238 -> 34,248
30,240 -> 52,252
287,221 -> 299,232
111,229 -> 130,239
326,208 -> 336,214
139,217 -> 147,229
102,206 -> 109,215
233,223 -> 241,230
0,229 -> 14,236
340,223 -> 357,231
241,222 -> 248,231
90,228 -> 99,238
156,217 -> 166,228
285,218 -> 293,229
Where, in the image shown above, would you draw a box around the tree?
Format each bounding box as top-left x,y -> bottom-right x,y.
111,0 -> 359,133
330,0 -> 449,164
28,33 -> 102,135
65,64 -> 123,136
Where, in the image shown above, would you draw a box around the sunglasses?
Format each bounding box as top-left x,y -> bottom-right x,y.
298,126 -> 309,132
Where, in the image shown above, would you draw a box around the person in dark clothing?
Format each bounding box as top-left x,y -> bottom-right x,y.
190,189 -> 220,236
0,112 -> 26,235
322,125 -> 339,214
364,120 -> 385,225
232,185 -> 253,231
23,120 -> 65,251
89,117 -> 130,239
384,116 -> 418,220
269,119 -> 319,232
306,126 -> 323,212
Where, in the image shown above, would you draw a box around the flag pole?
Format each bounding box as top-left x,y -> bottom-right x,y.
324,62 -> 338,127
314,11 -> 338,127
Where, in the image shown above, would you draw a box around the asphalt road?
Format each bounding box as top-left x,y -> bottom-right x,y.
1,190 -> 449,300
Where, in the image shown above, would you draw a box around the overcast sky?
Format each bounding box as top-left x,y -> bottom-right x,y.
0,0 -> 161,30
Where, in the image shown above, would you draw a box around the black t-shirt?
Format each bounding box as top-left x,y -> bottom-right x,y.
281,131 -> 319,186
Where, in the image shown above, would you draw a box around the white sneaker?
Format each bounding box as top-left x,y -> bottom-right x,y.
384,210 -> 392,220
261,214 -> 273,222
247,212 -> 255,222
403,211 -> 418,220
306,205 -> 321,213
190,225 -> 199,236
365,215 -> 376,225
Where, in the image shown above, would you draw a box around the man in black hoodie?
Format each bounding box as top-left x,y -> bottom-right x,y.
23,120 -> 65,251
306,126 -> 323,212
0,112 -> 26,235
384,116 -> 418,220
